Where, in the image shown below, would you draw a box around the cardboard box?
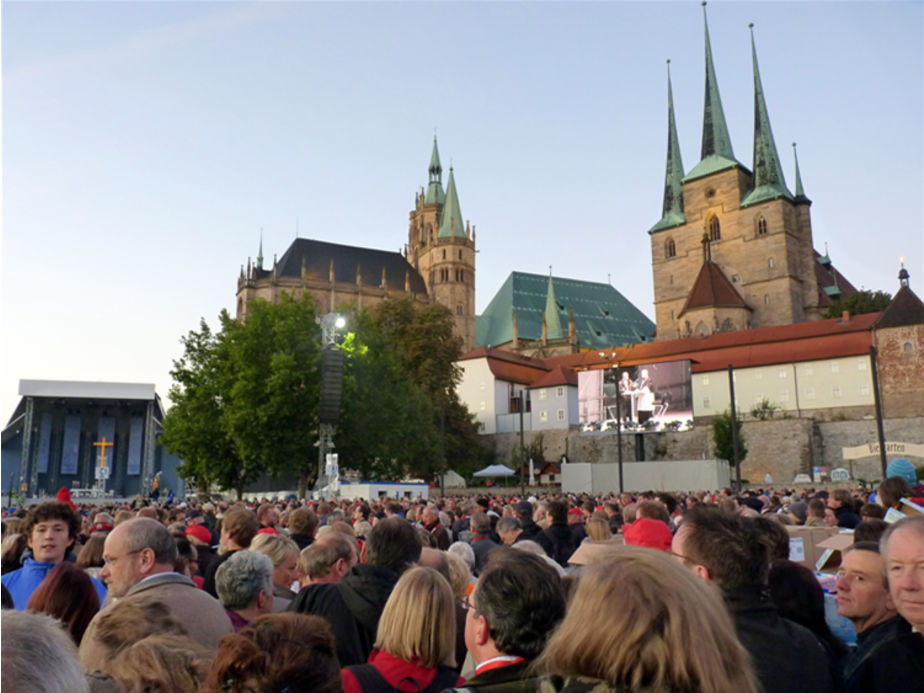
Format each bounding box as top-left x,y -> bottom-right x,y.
786,526 -> 838,570
814,532 -> 855,573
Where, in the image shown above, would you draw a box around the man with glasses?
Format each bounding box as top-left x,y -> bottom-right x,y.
78,517 -> 232,670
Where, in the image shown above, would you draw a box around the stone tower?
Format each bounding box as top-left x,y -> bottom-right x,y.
408,137 -> 477,351
649,8 -> 820,340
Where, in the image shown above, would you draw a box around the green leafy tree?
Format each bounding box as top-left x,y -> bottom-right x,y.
823,289 -> 892,319
712,409 -> 747,472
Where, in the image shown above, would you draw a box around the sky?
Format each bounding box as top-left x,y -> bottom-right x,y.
2,1 -> 922,424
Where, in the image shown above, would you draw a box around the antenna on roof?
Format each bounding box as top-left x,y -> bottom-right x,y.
549,265 -> 553,277
296,216 -> 300,239
608,273 -> 612,284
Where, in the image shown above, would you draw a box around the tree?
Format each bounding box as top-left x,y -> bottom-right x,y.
712,409 -> 747,473
823,289 -> 892,319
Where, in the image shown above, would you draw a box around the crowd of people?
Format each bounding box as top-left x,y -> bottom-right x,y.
1,478 -> 923,692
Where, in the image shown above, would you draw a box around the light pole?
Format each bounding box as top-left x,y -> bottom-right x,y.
317,313 -> 346,497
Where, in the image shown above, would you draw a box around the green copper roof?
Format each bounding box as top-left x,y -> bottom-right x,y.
438,167 -> 466,238
792,142 -> 811,204
698,4 -> 736,162
476,272 -> 655,350
741,25 -> 793,208
424,136 -> 445,205
544,275 -> 564,339
650,61 -> 686,234
256,230 -> 264,270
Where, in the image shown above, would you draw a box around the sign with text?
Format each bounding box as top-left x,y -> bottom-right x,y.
842,441 -> 924,460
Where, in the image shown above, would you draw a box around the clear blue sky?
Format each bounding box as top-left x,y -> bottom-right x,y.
3,1 -> 922,423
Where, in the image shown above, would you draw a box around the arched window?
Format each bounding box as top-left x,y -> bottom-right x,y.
442,249 -> 446,260
456,304 -> 463,315
756,217 -> 768,237
709,216 -> 721,241
665,238 -> 676,258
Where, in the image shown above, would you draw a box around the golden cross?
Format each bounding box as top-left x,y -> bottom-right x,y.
93,437 -> 114,469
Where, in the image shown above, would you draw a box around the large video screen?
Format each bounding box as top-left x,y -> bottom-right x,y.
578,361 -> 693,433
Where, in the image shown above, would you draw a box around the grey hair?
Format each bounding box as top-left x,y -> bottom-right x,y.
301,533 -> 356,580
496,517 -> 520,534
448,541 -> 475,571
215,550 -> 273,610
881,514 -> 924,557
1,611 -> 89,693
123,517 -> 178,565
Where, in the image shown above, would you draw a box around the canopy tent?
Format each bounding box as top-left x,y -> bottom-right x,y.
473,464 -> 516,477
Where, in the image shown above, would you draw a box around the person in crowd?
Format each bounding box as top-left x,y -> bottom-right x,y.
536,545 -> 758,693
566,507 -> 586,545
879,515 -> 924,673
204,505 -> 260,597
0,532 -> 28,574
341,566 -> 462,693
671,507 -> 836,692
78,532 -> 107,579
859,502 -> 886,521
837,541 -> 911,692
805,498 -> 827,526
79,517 -> 233,669
444,551 -> 474,603
470,511 -> 501,575
250,533 -> 300,610
828,489 -> 860,528
204,613 -> 341,693
753,515 -> 791,561
515,500 -> 549,549
421,505 -> 451,550
174,536 -> 202,587
787,500 -> 808,525
256,503 -> 281,534
542,500 -> 577,568
854,518 -> 889,544
2,610 -> 90,693
105,633 -> 210,693
289,515 -> 421,667
1,501 -> 106,609
287,506 -> 319,550
216,549 -> 274,631
451,501 -> 473,543
461,550 -> 565,692
622,516 -> 671,551
448,540 -> 476,579
496,516 -> 522,546
26,561 -> 100,645
296,531 -> 359,588
184,523 -> 218,579
877,476 -> 913,511
583,515 -> 611,542
768,559 -> 847,681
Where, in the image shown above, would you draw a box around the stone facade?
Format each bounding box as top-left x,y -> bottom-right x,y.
652,166 -> 820,340
875,323 -> 924,417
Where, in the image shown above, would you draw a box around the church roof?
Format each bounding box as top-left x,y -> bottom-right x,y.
873,285 -> 924,329
678,261 -> 750,317
438,168 -> 466,238
814,250 -> 858,307
425,136 -> 445,205
476,272 -> 655,350
649,61 -> 687,234
274,238 -> 428,295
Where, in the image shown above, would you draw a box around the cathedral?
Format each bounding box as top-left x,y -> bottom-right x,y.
236,137 -> 477,352
649,9 -> 854,341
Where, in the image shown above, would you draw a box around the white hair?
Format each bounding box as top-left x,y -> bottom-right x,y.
447,541 -> 475,571
215,550 -> 273,609
2,611 -> 89,693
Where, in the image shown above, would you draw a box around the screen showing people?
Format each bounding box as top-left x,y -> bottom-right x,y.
579,361 -> 693,432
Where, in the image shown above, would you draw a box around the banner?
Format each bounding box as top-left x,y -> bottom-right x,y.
127,417 -> 143,476
842,441 -> 924,460
97,417 -> 116,473
37,413 -> 52,474
61,415 -> 81,475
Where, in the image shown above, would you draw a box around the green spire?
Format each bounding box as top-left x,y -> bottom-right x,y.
650,60 -> 686,234
544,272 -> 564,339
424,136 -> 445,204
792,142 -> 811,204
256,229 -> 264,269
438,167 -> 465,238
684,2 -> 740,182
741,24 -> 793,207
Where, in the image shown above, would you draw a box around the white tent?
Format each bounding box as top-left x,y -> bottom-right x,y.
441,469 -> 467,488
473,464 -> 516,477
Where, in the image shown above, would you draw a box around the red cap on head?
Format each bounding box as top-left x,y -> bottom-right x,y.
185,524 -> 213,544
622,518 -> 673,552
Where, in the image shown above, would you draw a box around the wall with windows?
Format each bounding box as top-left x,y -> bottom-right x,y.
693,355 -> 874,416
529,384 -> 579,431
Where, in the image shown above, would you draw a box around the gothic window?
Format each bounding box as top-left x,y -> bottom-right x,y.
458,250 -> 463,260
665,238 -> 676,258
757,217 -> 768,237
456,303 -> 463,315
442,249 -> 446,260
709,216 -> 721,241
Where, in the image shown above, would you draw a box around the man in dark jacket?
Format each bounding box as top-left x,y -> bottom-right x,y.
829,489 -> 861,529
456,550 -> 565,692
541,501 -> 577,568
288,516 -> 421,666
470,512 -> 501,575
672,506 -> 837,693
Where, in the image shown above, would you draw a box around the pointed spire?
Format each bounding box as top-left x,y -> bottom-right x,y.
424,136 -> 445,204
438,167 -> 466,238
650,60 -> 687,233
899,258 -> 910,288
685,2 -> 741,182
544,270 -> 564,340
256,229 -> 264,270
741,23 -> 793,207
791,142 -> 811,204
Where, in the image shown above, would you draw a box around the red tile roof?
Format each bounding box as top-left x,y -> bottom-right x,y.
529,365 -> 578,389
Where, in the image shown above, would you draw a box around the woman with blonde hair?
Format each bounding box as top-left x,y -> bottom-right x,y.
583,517 -> 612,542
537,545 -> 758,693
250,533 -> 300,610
341,566 -> 463,693
105,634 -> 210,693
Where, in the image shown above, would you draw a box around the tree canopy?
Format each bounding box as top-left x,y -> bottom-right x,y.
822,289 -> 892,319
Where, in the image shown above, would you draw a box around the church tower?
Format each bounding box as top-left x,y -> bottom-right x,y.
649,6 -> 820,340
408,137 -> 477,351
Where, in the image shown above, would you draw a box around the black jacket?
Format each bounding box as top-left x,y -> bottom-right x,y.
515,518 -> 553,555
288,563 -> 398,666
844,617 -> 922,693
443,660 -> 538,693
724,585 -> 837,693
288,532 -> 314,550
542,522 -> 577,568
835,505 -> 861,529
